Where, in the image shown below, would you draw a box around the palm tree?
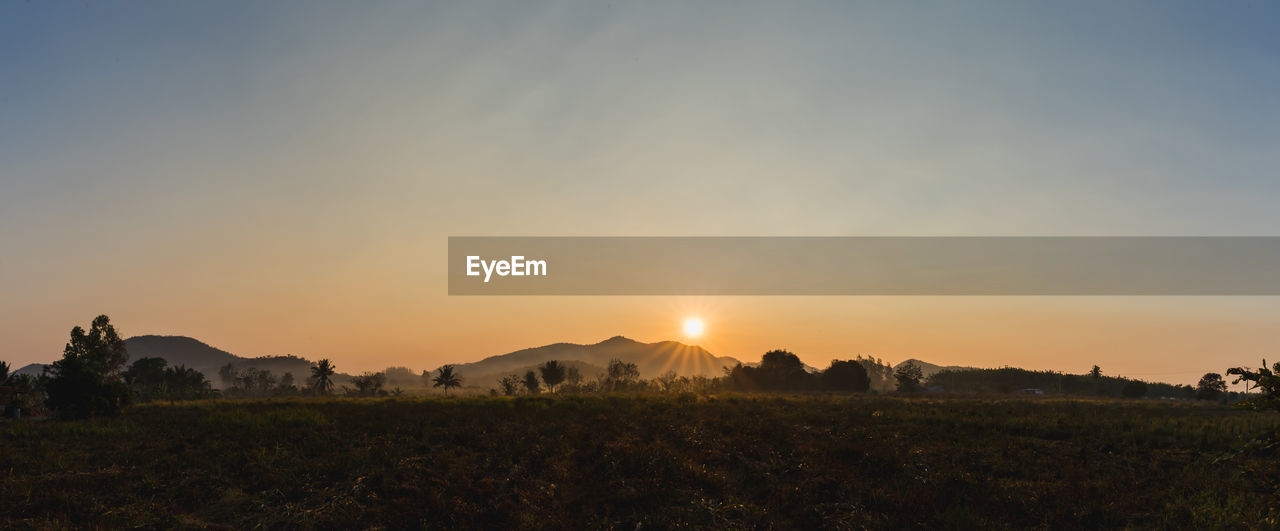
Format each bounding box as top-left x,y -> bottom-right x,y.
522,370 -> 540,394
433,365 -> 462,396
539,360 -> 566,393
310,359 -> 336,395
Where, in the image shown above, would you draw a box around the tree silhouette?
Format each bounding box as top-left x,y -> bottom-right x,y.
217,362 -> 238,389
1090,365 -> 1102,379
1196,373 -> 1227,401
756,350 -> 811,391
125,357 -> 170,401
1229,360 -> 1280,411
1222,362 -> 1280,499
565,367 -> 583,387
522,370 -> 540,394
45,315 -> 132,418
310,359 -> 336,395
894,361 -> 923,393
656,370 -> 680,393
603,359 -> 639,391
856,356 -> 895,392
539,360 -> 566,393
123,359 -> 214,403
165,365 -> 214,401
352,372 -> 388,397
497,374 -> 521,396
433,365 -> 462,396
822,359 -> 871,392
277,372 -> 297,395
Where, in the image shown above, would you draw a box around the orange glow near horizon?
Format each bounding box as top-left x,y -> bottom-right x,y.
5,294 -> 1279,388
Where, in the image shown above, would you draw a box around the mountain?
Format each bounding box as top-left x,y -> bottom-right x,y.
894,358 -> 975,379
14,334 -> 738,391
12,336 -> 241,379
123,336 -> 319,387
13,363 -> 47,378
449,336 -> 741,387
126,335 -> 239,369
10,336 -> 318,388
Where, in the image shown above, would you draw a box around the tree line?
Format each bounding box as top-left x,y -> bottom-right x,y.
490,350 -> 890,396
0,316 -> 358,418
922,365 -> 1240,401
0,315 -> 1267,419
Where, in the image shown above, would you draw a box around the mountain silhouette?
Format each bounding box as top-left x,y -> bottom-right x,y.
450,336 -> 741,386
126,335 -> 240,368
12,363 -> 48,378
130,336 -> 322,387
13,334 -> 741,390
15,335 -> 247,380
893,358 -> 974,378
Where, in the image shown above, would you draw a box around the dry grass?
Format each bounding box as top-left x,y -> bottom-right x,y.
2,394 -> 1277,528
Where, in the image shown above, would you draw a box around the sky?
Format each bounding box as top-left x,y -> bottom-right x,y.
3,1 -> 1280,385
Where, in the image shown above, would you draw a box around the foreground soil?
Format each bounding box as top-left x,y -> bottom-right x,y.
2,395 -> 1277,528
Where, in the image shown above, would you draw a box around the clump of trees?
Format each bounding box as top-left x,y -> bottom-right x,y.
217,363 -> 304,398
30,315 -> 217,415
726,350 -> 810,391
349,372 -> 388,397
1196,373 -> 1227,401
497,374 -> 521,396
601,359 -> 640,391
44,315 -> 133,418
894,361 -> 924,393
856,356 -> 894,392
822,360 -> 871,392
125,357 -> 216,402
722,350 -> 876,394
492,358 -> 725,395
924,367 -> 1192,398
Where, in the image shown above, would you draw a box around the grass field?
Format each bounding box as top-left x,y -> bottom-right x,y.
2,395 -> 1278,529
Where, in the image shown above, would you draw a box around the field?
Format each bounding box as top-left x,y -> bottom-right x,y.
2,395 -> 1278,529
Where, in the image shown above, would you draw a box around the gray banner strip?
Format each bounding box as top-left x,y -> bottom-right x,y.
448,237 -> 1280,295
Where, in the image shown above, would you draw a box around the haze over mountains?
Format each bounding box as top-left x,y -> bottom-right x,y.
15,335 -> 744,389
13,333 -> 974,392
14,336 -> 318,385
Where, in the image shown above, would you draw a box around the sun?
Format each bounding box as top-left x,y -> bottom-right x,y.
682,316 -> 705,337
